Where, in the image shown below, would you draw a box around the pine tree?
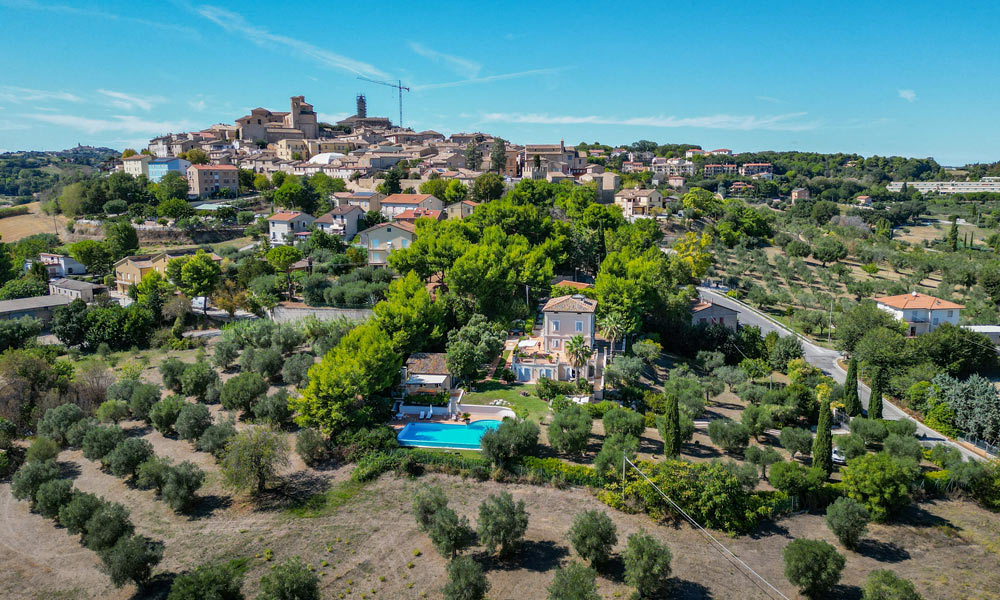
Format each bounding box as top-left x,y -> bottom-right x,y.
812,396 -> 834,476
842,357 -> 861,417
660,393 -> 681,458
868,368 -> 884,419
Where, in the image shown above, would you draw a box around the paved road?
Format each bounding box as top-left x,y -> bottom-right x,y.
697,287 -> 981,461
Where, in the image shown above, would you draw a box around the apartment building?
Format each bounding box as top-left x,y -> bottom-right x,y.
147,157 -> 191,183
187,164 -> 239,198
122,154 -> 152,178
703,164 -> 738,176
267,211 -> 316,245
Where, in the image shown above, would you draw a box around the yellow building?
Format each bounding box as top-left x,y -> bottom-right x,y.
114,249 -> 223,294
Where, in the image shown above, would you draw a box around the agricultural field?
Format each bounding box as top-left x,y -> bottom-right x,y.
0,201 -> 68,243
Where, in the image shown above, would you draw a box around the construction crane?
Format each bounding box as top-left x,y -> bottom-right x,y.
356,76 -> 410,127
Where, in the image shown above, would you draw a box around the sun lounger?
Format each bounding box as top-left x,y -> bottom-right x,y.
418,411 -> 425,420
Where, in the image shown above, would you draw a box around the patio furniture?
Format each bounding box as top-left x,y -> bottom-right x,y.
418,411 -> 425,420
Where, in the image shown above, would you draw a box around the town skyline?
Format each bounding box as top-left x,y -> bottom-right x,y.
3,0 -> 1000,165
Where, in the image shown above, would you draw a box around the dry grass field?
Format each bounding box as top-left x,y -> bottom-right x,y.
0,202 -> 68,243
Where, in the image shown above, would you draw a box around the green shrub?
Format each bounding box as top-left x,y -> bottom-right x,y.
593,433 -> 638,479
253,347 -> 284,381
925,403 -> 959,437
443,555 -> 488,600
716,459 -> 760,492
884,434 -> 923,462
196,416 -> 237,457
842,453 -> 914,522
258,556 -> 319,600
180,362 -> 219,402
106,438 -> 154,480
336,426 -> 398,461
34,478 -> 74,518
37,403 -> 84,446
885,419 -> 917,438
520,457 -> 603,487
100,534 -> 163,588
783,538 -> 845,598
159,357 -> 186,393
149,396 -> 186,435
583,400 -> 617,419
66,417 -> 99,448
128,383 -> 162,422
82,425 -> 125,462
96,400 -> 130,424
295,428 -> 327,466
212,338 -> 240,370
84,501 -> 133,551
836,434 -> 867,460
26,436 -> 60,463
0,416 -> 16,449
136,455 -> 172,493
58,490 -> 102,536
412,484 -> 449,531
176,403 -> 212,441
825,497 -> 870,549
281,353 -> 314,387
477,491 -> 528,557
568,510 -> 617,569
707,418 -> 750,454
929,445 -> 963,469
11,459 -> 60,505
769,461 -> 827,508
603,406 -> 645,438
220,371 -> 269,412
253,390 -> 292,426
850,417 -> 888,447
480,419 -> 539,468
162,461 -> 204,513
167,562 -> 245,600
428,506 -> 476,558
547,561 -> 599,600
548,404 -> 592,455
862,569 -> 923,600
622,530 -> 672,599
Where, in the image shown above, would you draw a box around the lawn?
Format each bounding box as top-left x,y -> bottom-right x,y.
462,381 -> 549,422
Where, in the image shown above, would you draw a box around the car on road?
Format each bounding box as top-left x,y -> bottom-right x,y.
831,447 -> 847,465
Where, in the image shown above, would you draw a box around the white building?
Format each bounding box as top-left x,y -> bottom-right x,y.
512,294 -> 598,382
266,211 -> 316,245
121,154 -> 151,178
886,177 -> 1000,194
25,253 -> 87,278
315,205 -> 363,241
874,291 -> 963,336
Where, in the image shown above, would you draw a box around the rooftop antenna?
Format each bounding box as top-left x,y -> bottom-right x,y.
356,76 -> 410,127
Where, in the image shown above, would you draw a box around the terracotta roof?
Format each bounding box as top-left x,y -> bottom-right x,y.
405,352 -> 449,375
122,154 -> 149,161
542,294 -> 597,313
382,193 -> 436,205
616,189 -> 659,199
874,292 -> 965,311
190,164 -> 238,170
395,208 -> 442,221
691,299 -> 738,314
315,206 -> 362,223
267,211 -> 306,222
360,221 -> 416,235
554,280 -> 594,290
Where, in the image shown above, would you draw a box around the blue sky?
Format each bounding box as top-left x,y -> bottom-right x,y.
1,0 -> 998,165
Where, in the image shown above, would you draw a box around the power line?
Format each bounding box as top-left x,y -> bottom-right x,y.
621,456 -> 790,600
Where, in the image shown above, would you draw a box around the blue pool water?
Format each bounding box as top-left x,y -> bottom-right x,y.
396,420 -> 501,449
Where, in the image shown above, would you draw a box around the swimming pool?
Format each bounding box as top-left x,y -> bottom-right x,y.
396,420 -> 501,449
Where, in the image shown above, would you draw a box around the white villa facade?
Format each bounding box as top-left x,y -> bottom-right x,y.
874,291 -> 964,336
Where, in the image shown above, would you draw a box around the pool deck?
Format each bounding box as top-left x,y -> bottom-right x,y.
389,413 -> 497,430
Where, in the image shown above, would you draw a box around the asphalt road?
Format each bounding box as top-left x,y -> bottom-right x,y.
697,287 -> 981,461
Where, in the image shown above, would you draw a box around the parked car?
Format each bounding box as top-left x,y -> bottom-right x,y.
831,447 -> 847,466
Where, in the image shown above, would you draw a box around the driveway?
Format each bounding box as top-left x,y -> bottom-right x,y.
697,287 -> 981,461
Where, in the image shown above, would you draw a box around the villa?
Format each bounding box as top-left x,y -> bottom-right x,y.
875,291 -> 964,336
512,294 -> 598,382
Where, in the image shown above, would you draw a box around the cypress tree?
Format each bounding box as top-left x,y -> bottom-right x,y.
868,368 -> 884,420
659,393 -> 681,459
842,357 -> 861,417
812,396 -> 833,475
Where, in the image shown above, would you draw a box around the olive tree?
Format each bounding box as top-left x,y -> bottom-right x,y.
477,491 -> 528,557
258,556 -> 319,600
825,497 -> 870,550
547,561 -> 600,600
100,534 -> 163,588
623,531 -> 672,599
219,426 -> 290,494
783,538 -> 845,598
568,510 -> 618,569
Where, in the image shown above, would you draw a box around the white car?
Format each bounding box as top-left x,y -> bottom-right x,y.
831,447 -> 847,465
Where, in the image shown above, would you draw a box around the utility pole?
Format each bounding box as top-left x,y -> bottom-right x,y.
356,76 -> 410,127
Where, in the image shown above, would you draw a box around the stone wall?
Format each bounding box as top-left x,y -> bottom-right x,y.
269,304 -> 373,324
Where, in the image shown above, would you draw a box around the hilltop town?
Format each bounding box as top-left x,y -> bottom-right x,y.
1,90 -> 1000,600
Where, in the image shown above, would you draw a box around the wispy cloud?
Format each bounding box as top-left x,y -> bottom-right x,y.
0,85 -> 81,104
408,42 -> 481,78
317,112 -> 350,123
478,111 -> 820,132
21,112 -> 198,135
755,95 -> 783,104
0,0 -> 198,35
412,68 -> 563,92
898,89 -> 917,102
96,89 -> 164,111
193,5 -> 387,78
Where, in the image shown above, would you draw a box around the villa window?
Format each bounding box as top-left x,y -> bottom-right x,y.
552,320 -> 560,332
575,321 -> 583,332
947,310 -> 954,317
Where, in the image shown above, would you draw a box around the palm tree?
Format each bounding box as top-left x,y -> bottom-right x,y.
598,310 -> 636,355
565,334 -> 593,379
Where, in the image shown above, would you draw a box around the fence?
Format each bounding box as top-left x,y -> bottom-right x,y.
960,434 -> 999,457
